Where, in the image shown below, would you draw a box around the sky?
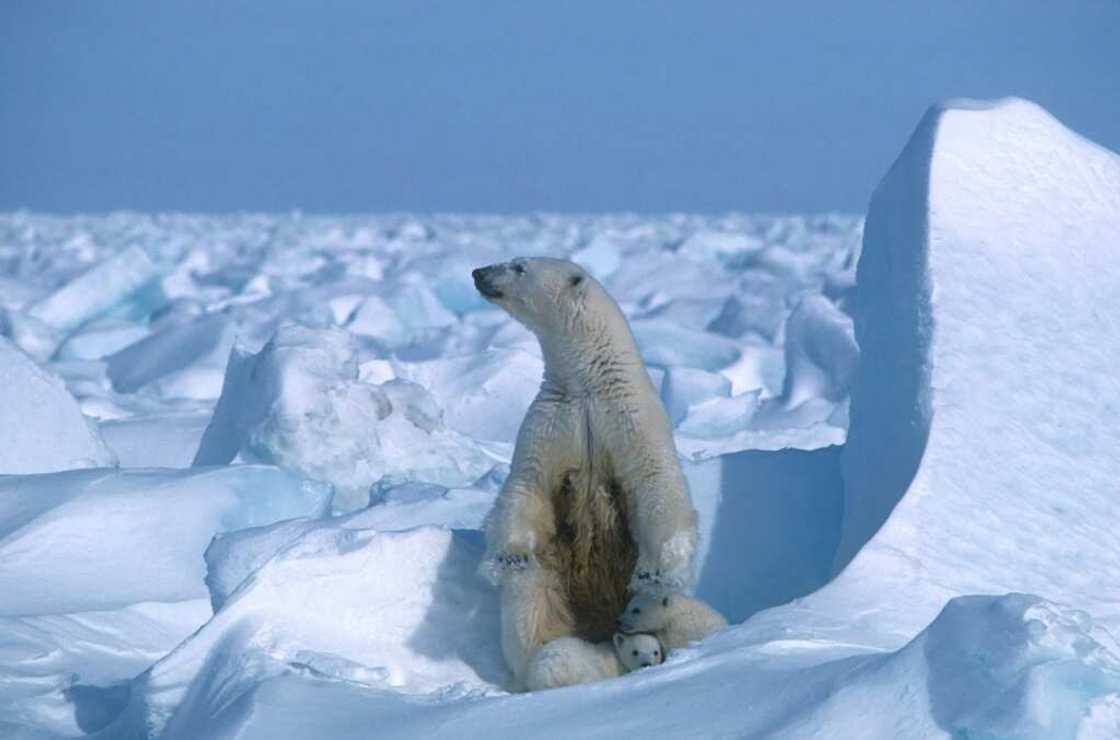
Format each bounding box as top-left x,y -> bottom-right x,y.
1,1 -> 1117,214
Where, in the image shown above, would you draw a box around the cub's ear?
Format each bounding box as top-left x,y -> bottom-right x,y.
613,633 -> 625,649
662,597 -> 669,607
569,275 -> 583,287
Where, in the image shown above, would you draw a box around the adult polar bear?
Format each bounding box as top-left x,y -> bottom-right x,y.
472,257 -> 698,688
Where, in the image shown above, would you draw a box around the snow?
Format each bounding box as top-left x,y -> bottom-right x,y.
2,98 -> 1118,738
0,337 -> 117,474
0,466 -> 331,616
193,324 -> 498,511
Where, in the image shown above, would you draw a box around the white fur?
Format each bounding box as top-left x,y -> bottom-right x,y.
474,257 -> 699,687
617,591 -> 728,651
525,633 -> 663,691
613,631 -> 664,672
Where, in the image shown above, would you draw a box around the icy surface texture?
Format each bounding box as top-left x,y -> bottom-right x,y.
193,324 -> 497,511
0,466 -> 331,616
0,336 -> 116,474
11,100 -> 1120,738
779,98 -> 1120,647
104,525 -> 504,738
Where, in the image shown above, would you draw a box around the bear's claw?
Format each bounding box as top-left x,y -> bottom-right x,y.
496,552 -> 531,571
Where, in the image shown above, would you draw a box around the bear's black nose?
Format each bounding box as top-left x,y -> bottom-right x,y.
472,265 -> 505,299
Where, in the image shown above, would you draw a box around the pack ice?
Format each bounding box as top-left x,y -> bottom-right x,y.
2,97 -> 1120,739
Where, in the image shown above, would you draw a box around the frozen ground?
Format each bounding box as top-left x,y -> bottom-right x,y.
1,97 -> 1118,738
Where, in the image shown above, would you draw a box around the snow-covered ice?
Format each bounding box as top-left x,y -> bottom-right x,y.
1,97 -> 1118,738
0,337 -> 117,474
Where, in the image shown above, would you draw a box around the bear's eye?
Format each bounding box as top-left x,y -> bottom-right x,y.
512,264 -> 526,275
654,650 -> 660,656
569,275 -> 583,287
632,607 -> 640,614
632,650 -> 639,656
662,597 -> 669,607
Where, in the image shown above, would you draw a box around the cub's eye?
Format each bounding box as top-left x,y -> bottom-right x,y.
632,608 -> 640,614
569,275 -> 583,286
632,650 -> 639,656
512,264 -> 526,275
654,650 -> 660,656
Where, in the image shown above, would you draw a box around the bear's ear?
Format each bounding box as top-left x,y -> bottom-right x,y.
569,275 -> 583,287
662,596 -> 669,607
613,633 -> 625,649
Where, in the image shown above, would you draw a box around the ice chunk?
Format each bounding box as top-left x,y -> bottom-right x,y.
0,337 -> 116,474
56,320 -> 150,361
789,99 -> 1120,645
105,312 -> 235,397
676,229 -> 764,270
631,319 -> 741,371
710,270 -> 791,341
26,246 -> 162,332
348,283 -> 458,350
0,309 -> 65,362
660,367 -> 732,425
677,390 -> 761,439
0,466 -> 331,616
571,236 -> 622,281
779,294 -> 858,407
111,525 -> 505,738
194,324 -> 496,511
786,595 -> 1120,739
99,413 -> 212,467
392,349 -> 543,443
205,482 -> 495,609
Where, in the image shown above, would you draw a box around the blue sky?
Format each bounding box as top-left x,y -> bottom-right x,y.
2,1 -> 1117,213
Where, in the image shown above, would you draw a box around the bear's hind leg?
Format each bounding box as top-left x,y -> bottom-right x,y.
501,563 -> 577,686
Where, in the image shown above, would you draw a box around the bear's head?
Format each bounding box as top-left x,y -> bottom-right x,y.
471,257 -> 618,340
613,631 -> 664,671
616,591 -> 675,634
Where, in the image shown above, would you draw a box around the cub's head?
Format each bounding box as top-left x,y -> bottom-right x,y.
613,631 -> 664,671
616,591 -> 675,634
471,257 -> 608,337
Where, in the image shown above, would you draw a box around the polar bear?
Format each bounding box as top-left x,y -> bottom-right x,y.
472,257 -> 698,687
616,591 -> 727,651
524,632 -> 664,691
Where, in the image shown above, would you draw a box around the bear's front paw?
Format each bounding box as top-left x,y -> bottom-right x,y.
632,568 -> 664,587
496,552 -> 531,572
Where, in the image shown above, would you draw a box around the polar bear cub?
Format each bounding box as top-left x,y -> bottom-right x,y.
524,632 -> 664,691
616,591 -> 727,652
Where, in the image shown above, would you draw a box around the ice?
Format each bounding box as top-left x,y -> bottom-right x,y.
630,319 -> 741,370
779,293 -> 858,407
11,134 -> 1120,737
0,337 -> 116,474
660,366 -> 732,425
193,324 -> 497,511
205,481 -> 495,610
676,390 -> 761,438
105,313 -> 235,397
571,236 -> 622,281
26,246 -> 163,333
56,320 -> 151,361
98,413 -> 212,468
392,348 -> 543,443
0,466 -> 331,617
766,98 -> 1120,648
104,525 -> 505,738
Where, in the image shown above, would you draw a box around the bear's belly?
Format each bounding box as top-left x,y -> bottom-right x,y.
544,472 -> 637,642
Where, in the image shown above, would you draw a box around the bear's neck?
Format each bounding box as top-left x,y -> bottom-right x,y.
537,320 -> 648,401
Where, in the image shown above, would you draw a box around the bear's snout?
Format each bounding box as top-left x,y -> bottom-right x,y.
472,265 -> 506,300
